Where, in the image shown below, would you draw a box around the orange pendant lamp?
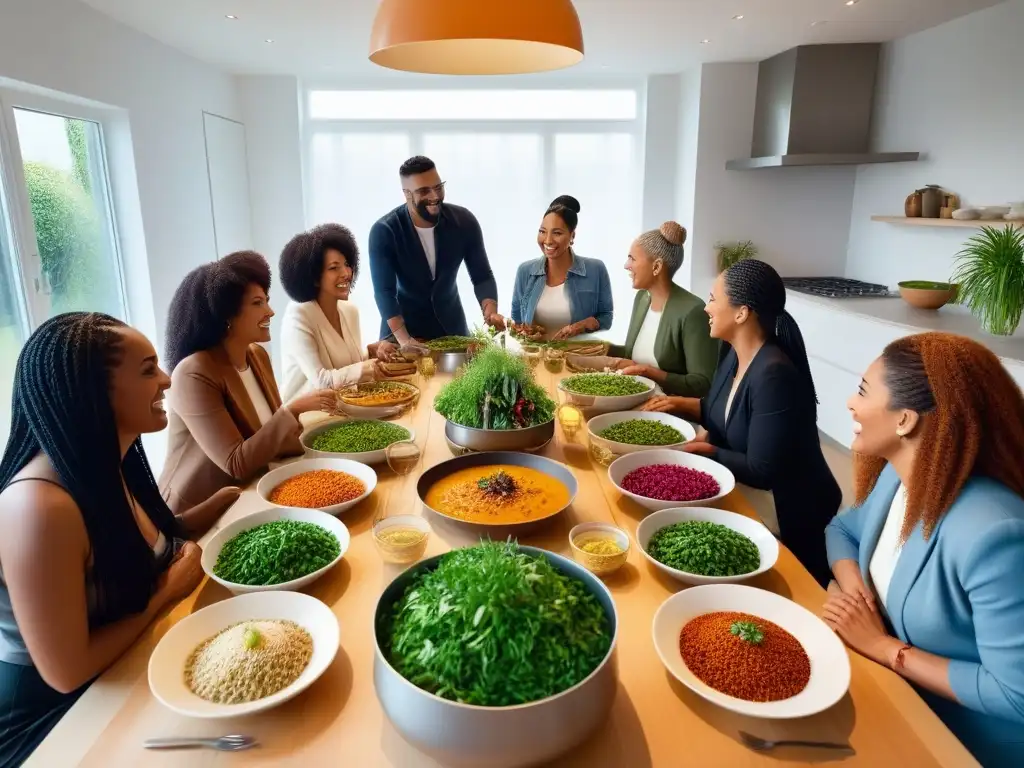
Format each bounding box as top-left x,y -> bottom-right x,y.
369,0 -> 584,75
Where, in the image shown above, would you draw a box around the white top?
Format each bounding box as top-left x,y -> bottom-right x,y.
279,300 -> 374,401
869,483 -> 908,615
533,283 -> 572,338
237,366 -> 274,426
415,225 -> 437,280
631,307 -> 662,368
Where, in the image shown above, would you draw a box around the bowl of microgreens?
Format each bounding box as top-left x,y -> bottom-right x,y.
586,411 -> 696,457
302,417 -> 415,465
202,507 -> 350,595
635,506 -> 779,585
557,373 -> 656,414
373,540 -> 618,768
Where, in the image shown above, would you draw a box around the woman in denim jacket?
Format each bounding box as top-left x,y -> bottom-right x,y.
510,196 -> 612,341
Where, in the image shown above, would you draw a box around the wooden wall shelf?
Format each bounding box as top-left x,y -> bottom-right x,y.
871,215 -> 1024,229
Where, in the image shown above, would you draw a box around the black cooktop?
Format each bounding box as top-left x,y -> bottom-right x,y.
783,277 -> 893,299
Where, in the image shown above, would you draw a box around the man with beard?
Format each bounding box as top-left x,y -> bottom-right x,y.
368,156 -> 504,343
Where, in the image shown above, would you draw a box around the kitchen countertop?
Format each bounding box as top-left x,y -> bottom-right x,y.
788,292 -> 1024,365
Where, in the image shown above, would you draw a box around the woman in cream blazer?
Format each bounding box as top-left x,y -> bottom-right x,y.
278,223 -> 395,400
159,252 -> 336,515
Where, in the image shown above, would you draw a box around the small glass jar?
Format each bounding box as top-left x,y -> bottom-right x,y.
522,344 -> 542,370
543,347 -> 565,374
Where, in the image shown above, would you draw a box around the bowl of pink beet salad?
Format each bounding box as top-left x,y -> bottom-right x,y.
607,449 -> 735,511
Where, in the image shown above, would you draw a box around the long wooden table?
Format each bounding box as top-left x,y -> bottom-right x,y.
27,369 -> 978,767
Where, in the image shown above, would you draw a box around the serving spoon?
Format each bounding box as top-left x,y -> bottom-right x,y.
739,731 -> 853,753
143,735 -> 258,752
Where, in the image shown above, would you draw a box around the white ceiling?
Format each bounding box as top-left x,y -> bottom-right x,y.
79,0 -> 1004,79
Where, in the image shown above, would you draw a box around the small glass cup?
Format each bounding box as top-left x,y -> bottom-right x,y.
543,347 -> 565,374
522,344 -> 542,370
386,439 -> 422,477
558,403 -> 583,439
373,515 -> 430,565
417,355 -> 436,379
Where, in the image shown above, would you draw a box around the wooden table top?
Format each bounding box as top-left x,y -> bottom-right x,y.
27,368 -> 978,767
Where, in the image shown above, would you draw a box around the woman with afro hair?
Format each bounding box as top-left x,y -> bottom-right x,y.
159,251 -> 337,517
278,223 -> 397,401
826,332 -> 1024,766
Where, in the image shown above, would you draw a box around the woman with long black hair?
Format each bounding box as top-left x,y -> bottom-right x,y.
642,259 -> 841,584
0,313 -> 235,766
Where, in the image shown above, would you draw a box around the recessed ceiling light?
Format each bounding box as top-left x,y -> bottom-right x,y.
264,38 -> 274,43
811,20 -> 827,26
225,14 -> 237,20
733,14 -> 744,20
846,0 -> 859,5
700,39 -> 711,44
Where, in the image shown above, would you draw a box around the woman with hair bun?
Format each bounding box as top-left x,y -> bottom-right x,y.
643,258 -> 841,584
614,221 -> 719,397
510,195 -> 613,341
825,332 -> 1024,767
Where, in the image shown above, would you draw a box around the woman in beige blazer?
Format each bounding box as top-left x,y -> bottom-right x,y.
159,251 -> 336,518
278,223 -> 396,401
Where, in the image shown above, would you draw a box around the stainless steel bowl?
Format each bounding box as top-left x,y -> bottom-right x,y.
417,450 -> 577,534
444,418 -> 555,452
373,546 -> 618,767
432,350 -> 468,373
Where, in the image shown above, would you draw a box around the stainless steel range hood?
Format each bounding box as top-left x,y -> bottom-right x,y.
726,43 -> 920,170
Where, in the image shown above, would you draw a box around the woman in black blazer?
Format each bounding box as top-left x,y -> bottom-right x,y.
643,259 -> 841,585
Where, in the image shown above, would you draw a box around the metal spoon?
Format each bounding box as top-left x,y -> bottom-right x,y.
739,731 -> 853,753
143,735 -> 258,752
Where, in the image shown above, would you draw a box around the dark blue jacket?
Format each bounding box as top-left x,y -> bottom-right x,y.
368,204 -> 497,340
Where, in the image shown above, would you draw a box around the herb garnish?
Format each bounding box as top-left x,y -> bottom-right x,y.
730,620 -> 765,645
477,470 -> 519,499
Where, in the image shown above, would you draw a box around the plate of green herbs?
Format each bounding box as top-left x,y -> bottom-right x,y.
558,373 -> 655,413
376,540 -> 616,707
434,346 -> 556,431
202,507 -> 350,594
302,418 -> 414,465
635,507 -> 778,585
587,411 -> 696,455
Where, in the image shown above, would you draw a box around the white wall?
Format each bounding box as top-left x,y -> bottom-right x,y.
673,69 -> 701,290
684,63 -> 858,299
641,75 -> 680,234
846,0 -> 1024,287
0,0 -> 240,347
235,75 -> 306,367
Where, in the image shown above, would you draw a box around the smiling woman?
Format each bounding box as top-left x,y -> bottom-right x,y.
158,252 -> 339,521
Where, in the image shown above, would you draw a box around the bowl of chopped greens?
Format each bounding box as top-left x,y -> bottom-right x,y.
435,346 -> 557,452
373,540 -> 618,768
302,417 -> 415,465
587,411 -> 696,456
558,373 -> 656,414
636,507 -> 778,585
202,506 -> 351,594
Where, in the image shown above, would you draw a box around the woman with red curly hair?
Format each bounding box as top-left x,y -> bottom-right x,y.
825,332 -> 1024,767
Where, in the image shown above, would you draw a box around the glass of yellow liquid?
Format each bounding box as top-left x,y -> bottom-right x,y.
522,344 -> 542,370
417,354 -> 436,380
543,347 -> 565,374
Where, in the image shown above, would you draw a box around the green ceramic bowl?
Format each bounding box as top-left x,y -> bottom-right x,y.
898,281 -> 957,310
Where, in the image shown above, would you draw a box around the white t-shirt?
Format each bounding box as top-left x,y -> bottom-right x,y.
415,225 -> 437,280
533,283 -> 572,337
238,366 -> 274,426
869,483 -> 908,616
631,307 -> 662,368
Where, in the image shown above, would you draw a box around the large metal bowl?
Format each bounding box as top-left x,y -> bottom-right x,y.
432,350 -> 468,373
373,546 -> 618,767
417,451 -> 577,533
444,417 -> 555,452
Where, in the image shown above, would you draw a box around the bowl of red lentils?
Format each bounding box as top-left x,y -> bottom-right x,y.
608,449 -> 735,511
257,457 -> 378,516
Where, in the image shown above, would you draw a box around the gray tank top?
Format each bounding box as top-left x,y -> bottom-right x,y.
0,477 -> 171,666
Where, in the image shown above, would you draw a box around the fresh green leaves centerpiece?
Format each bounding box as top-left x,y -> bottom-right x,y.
380,540 -> 612,706
434,345 -> 555,430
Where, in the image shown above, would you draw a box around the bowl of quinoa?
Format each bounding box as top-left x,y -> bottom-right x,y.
608,449 -> 734,511
148,590 -> 340,719
257,457 -> 377,516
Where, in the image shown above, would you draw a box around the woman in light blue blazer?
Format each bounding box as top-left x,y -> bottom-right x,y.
824,332 -> 1024,767
510,196 -> 612,341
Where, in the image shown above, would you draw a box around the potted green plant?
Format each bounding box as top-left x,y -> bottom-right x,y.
951,225 -> 1024,336
716,240 -> 758,271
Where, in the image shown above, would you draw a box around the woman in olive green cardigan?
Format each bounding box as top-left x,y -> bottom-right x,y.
612,222 -> 719,397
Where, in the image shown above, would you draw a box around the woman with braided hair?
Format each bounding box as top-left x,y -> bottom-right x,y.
0,313 -> 235,765
825,333 -> 1024,767
642,259 -> 841,583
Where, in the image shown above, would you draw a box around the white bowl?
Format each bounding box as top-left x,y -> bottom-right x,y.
587,411 -> 696,456
652,584 -> 850,719
148,591 -> 340,719
202,506 -> 351,594
608,449 -> 735,510
635,507 -> 778,585
558,374 -> 656,414
301,417 -> 416,465
257,457 -> 377,516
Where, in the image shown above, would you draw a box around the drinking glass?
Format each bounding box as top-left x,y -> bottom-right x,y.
543,347 -> 565,374
522,344 -> 542,370
386,439 -> 422,477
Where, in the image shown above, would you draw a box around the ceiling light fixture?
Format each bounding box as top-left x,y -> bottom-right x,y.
225,14 -> 237,20
700,39 -> 711,44
733,14 -> 745,20
845,0 -> 859,5
264,39 -> 274,43
369,0 -> 584,75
